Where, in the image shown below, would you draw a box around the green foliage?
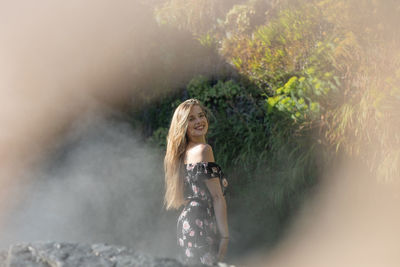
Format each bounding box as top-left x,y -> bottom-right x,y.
222,4 -> 255,36
132,0 -> 400,256
266,68 -> 340,122
187,76 -> 241,105
130,91 -> 183,148
155,0 -> 242,36
222,4 -> 326,87
135,74 -> 322,253
197,32 -> 218,48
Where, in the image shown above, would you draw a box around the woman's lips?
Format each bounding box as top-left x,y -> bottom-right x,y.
195,126 -> 204,130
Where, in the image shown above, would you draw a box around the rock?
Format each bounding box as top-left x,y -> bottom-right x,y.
0,242 -> 185,267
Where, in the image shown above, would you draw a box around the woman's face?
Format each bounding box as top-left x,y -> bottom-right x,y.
186,105 -> 208,140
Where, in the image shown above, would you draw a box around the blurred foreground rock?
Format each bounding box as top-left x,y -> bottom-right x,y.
0,242 -> 185,267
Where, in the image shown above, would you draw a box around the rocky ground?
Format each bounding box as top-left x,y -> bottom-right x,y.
0,242 -> 185,267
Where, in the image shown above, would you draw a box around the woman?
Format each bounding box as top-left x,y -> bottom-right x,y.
164,98 -> 229,266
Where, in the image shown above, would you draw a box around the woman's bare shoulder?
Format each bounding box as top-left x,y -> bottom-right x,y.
186,143 -> 214,163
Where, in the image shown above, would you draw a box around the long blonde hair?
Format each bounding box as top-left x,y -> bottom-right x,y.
164,98 -> 208,210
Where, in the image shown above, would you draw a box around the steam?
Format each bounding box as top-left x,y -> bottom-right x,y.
2,0 -> 399,266
0,0 -> 217,230
0,0 -> 152,217
0,0 -> 192,256
0,110 -> 178,257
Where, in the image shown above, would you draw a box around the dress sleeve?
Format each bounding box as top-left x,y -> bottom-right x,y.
196,162 -> 221,180
196,162 -> 228,195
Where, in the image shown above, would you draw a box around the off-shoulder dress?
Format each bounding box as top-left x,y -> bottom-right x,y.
177,161 -> 228,266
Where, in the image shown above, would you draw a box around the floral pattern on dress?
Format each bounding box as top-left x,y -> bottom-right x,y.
177,162 -> 228,266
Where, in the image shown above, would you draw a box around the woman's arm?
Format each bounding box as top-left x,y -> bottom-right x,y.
192,144 -> 229,261
205,179 -> 229,236
205,178 -> 229,261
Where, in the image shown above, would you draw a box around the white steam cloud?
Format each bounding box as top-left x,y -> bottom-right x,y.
0,111 -> 178,258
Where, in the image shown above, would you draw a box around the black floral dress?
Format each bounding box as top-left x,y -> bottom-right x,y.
177,161 -> 228,266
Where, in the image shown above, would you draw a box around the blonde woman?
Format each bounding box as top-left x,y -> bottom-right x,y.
164,98 -> 229,266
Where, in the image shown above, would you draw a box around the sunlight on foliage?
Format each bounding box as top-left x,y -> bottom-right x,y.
134,0 -> 400,253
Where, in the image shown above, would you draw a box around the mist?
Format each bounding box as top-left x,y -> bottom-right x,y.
0,0 -> 211,258
239,159 -> 400,267
0,0 -> 221,231
1,0 -> 399,266
0,110 -> 178,257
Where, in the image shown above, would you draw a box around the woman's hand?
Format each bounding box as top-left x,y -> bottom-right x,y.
217,238 -> 229,262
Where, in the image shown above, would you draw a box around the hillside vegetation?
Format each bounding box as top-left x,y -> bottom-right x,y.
131,0 -> 400,255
